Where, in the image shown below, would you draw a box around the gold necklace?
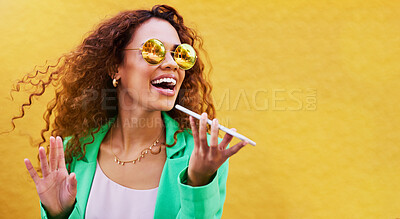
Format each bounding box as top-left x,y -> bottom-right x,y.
110,123 -> 164,166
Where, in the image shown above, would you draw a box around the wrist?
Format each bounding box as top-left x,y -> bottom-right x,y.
187,169 -> 215,187
45,199 -> 76,219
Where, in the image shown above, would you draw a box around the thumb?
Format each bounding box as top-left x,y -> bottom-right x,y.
224,141 -> 248,158
66,173 -> 77,197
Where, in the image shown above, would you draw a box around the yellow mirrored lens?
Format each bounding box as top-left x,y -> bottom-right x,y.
174,44 -> 196,70
141,39 -> 166,65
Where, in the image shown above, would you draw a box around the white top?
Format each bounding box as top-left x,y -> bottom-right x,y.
85,162 -> 158,219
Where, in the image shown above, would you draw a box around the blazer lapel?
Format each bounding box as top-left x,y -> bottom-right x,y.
162,112 -> 186,158
154,155 -> 189,218
154,112 -> 190,217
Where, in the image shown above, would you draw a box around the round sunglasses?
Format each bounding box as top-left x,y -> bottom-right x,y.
125,39 -> 197,70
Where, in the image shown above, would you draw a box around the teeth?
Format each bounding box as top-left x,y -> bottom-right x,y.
151,78 -> 176,85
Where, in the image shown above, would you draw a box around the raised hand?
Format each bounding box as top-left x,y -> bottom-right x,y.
188,113 -> 248,186
24,136 -> 77,217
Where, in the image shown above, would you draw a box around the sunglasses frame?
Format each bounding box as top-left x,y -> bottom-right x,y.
125,38 -> 197,70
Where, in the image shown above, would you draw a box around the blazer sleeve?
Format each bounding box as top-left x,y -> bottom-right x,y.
176,160 -> 229,219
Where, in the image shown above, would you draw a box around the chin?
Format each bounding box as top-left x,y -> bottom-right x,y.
150,97 -> 176,112
159,103 -> 174,112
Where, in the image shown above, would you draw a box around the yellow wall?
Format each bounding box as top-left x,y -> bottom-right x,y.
1,0 -> 399,218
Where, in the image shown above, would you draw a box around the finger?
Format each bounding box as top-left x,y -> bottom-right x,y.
56,136 -> 66,169
210,119 -> 219,155
198,113 -> 209,151
210,119 -> 219,147
224,141 -> 248,158
49,136 -> 57,171
218,128 -> 236,150
24,158 -> 40,185
189,116 -> 200,149
38,146 -> 50,177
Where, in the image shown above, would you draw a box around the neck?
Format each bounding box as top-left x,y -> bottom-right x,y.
112,107 -> 165,154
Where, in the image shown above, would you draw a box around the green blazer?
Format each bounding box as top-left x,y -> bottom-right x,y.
40,112 -> 229,219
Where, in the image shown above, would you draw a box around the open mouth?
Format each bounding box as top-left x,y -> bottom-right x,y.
150,77 -> 177,96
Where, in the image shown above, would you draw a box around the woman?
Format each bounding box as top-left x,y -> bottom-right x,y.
19,5 -> 247,218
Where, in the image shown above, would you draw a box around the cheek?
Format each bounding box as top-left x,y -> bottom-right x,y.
121,53 -> 145,74
122,61 -> 150,84
179,70 -> 186,85
126,72 -> 151,90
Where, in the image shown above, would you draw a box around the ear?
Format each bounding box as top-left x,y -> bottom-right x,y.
113,72 -> 121,80
113,65 -> 123,80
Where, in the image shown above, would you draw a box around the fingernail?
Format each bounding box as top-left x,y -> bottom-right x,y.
50,136 -> 54,140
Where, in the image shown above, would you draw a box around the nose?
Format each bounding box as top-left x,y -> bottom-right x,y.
160,51 -> 178,71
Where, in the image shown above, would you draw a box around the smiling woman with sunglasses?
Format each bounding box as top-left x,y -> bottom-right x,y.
12,4 -> 248,219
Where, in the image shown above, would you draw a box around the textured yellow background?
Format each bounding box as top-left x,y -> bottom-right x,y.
1,0 -> 399,218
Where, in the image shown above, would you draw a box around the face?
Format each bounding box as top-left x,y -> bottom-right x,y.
116,18 -> 185,112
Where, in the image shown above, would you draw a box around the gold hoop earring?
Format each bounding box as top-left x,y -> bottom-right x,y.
113,78 -> 119,87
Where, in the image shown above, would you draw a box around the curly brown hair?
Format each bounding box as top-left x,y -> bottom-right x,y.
7,5 -> 215,172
